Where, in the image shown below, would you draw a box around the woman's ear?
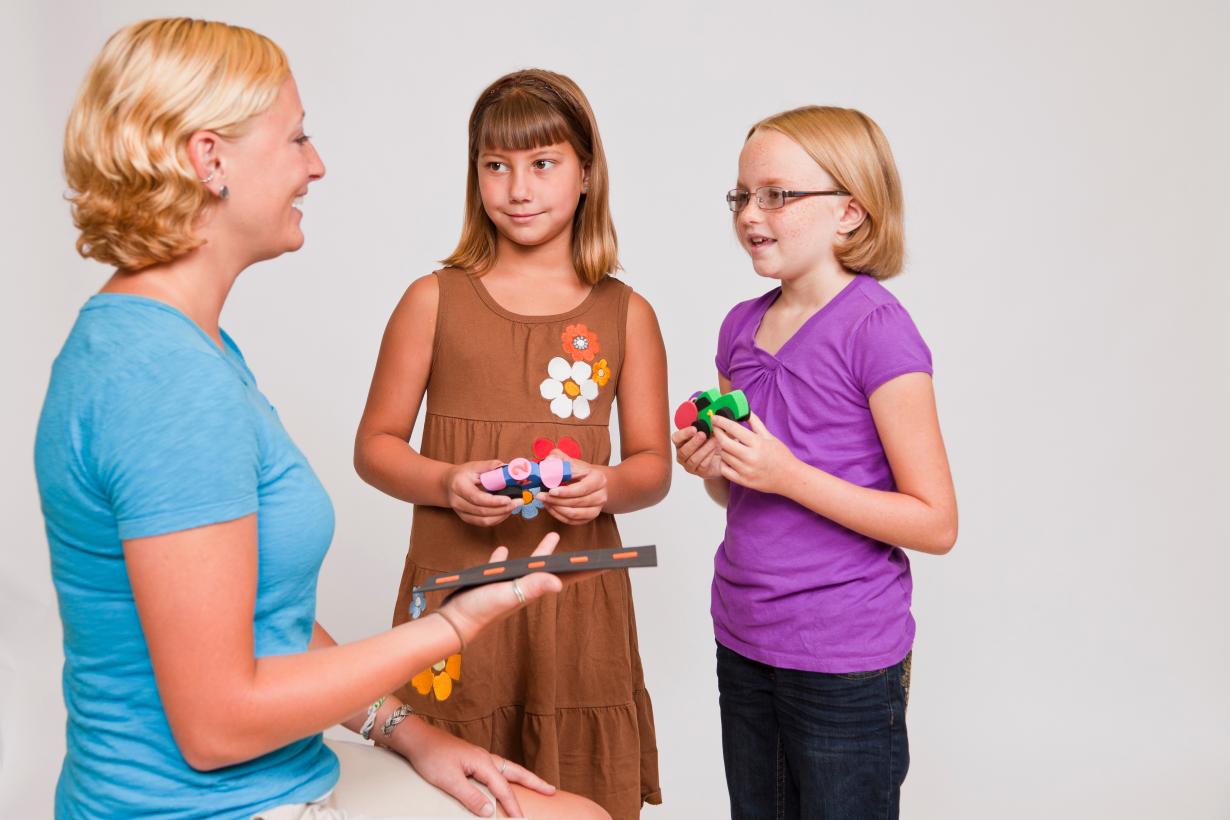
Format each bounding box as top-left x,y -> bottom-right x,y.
837,197 -> 868,236
187,130 -> 222,186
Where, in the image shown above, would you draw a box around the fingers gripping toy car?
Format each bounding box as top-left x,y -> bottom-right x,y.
480,457 -> 572,498
674,388 -> 750,435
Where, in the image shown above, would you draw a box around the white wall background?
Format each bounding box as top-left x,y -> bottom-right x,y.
3,1 -> 1228,817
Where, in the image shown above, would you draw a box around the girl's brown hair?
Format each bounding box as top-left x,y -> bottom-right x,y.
442,69 -> 619,285
749,106 -> 905,279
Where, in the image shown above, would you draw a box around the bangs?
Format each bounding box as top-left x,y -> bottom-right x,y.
477,90 -> 574,154
446,68 -> 619,283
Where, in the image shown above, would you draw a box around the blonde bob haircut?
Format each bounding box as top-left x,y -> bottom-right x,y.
748,106 -> 905,280
442,69 -> 620,285
64,18 -> 289,271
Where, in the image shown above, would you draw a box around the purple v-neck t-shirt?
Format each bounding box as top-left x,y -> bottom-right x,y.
713,274 -> 933,673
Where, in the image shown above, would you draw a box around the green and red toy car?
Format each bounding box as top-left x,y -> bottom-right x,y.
674,388 -> 750,435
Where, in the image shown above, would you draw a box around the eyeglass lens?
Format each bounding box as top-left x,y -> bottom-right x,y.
726,187 -> 789,212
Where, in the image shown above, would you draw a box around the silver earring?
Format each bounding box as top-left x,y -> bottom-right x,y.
219,185 -> 230,200
200,172 -> 215,184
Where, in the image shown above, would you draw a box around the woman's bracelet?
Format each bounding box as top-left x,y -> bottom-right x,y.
381,704 -> 414,737
433,609 -> 466,653
359,696 -> 386,741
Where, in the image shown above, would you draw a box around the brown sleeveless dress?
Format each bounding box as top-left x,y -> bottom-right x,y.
390,268 -> 661,819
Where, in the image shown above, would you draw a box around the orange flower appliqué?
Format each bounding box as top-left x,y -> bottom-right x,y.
592,358 -> 612,387
561,323 -> 600,362
411,653 -> 461,701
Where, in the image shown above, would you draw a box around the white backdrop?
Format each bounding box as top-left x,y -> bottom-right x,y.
3,1 -> 1228,817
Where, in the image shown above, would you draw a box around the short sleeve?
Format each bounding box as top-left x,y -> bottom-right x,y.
92,349 -> 260,540
847,302 -> 933,397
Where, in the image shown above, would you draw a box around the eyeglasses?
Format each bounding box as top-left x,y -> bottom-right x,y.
726,186 -> 850,212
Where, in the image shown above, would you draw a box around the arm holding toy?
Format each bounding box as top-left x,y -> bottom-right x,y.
671,373 -> 734,507
354,275 -> 520,527
125,517 -> 562,785
541,292 -> 671,524
711,372 -> 957,554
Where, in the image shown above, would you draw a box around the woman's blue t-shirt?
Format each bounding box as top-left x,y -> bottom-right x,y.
34,294 -> 339,819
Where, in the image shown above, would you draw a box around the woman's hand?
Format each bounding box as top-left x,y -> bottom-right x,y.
397,719 -> 556,817
671,426 -> 724,480
437,533 -> 564,646
540,453 -> 609,525
710,412 -> 798,495
442,460 -> 521,527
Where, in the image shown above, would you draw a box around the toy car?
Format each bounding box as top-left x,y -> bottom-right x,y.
480,456 -> 572,498
674,388 -> 750,435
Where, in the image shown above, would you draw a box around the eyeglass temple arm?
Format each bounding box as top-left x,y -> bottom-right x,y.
784,190 -> 850,197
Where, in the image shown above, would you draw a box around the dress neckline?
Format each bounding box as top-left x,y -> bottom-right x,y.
465,270 -> 603,324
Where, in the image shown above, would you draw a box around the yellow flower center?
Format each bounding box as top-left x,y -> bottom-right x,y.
564,380 -> 581,397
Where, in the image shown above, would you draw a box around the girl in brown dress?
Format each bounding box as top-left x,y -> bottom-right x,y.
355,69 -> 671,820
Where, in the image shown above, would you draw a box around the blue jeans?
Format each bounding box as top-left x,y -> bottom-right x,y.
716,642 -> 911,820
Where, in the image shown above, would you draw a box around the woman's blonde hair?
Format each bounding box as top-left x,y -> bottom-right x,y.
749,106 -> 905,279
442,69 -> 619,285
64,18 -> 289,271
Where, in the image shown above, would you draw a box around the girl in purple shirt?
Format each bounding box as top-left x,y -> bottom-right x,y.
672,106 -> 958,819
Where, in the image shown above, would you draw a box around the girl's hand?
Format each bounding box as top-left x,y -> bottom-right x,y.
710,412 -> 798,495
540,452 -> 608,525
671,426 -> 724,480
443,460 -> 521,527
437,534 -> 564,644
399,719 -> 555,817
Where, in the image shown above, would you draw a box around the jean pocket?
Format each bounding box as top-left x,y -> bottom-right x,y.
835,668 -> 887,681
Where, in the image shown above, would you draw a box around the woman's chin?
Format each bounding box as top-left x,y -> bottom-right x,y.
283,227 -> 307,253
250,234 -> 306,265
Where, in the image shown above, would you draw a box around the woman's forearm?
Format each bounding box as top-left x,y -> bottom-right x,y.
187,615 -> 459,769
311,623 -> 434,756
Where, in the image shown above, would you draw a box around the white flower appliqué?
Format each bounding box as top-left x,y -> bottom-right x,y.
539,356 -> 599,419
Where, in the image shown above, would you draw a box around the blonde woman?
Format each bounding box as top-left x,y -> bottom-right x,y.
36,18 -> 605,820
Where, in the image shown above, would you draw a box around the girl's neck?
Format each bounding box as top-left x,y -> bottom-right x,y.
487,227 -> 578,283
776,260 -> 857,312
479,231 -> 592,316
100,244 -> 242,349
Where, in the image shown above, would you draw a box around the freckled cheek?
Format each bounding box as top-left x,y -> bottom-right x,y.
770,213 -> 808,247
